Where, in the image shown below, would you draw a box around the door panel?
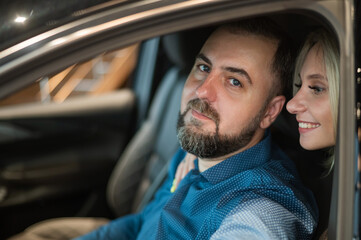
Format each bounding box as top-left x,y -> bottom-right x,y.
0,45 -> 138,238
0,90 -> 136,238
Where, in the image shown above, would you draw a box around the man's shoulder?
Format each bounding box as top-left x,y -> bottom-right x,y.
211,197 -> 317,240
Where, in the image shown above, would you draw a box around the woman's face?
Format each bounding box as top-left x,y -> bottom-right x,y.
286,43 -> 335,150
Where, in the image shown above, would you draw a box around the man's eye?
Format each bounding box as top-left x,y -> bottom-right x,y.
230,78 -> 242,87
198,64 -> 210,73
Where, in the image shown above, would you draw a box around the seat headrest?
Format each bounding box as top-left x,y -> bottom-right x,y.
162,27 -> 214,73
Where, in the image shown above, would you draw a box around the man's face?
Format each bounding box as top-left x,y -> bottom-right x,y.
177,28 -> 279,159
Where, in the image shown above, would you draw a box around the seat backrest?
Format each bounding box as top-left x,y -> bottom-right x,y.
106,28 -> 211,217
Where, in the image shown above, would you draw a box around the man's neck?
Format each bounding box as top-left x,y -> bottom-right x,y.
197,130 -> 265,172
198,149 -> 244,172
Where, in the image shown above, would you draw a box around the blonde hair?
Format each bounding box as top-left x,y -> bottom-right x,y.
293,29 -> 339,171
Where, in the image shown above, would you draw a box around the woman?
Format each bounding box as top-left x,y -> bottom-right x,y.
286,29 -> 339,162
285,29 -> 339,240
172,28 -> 339,239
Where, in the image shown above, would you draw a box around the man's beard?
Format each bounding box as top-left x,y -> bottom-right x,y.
176,98 -> 266,159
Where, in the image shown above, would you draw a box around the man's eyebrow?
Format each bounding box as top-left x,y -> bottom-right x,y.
196,53 -> 252,85
224,67 -> 253,85
196,53 -> 212,66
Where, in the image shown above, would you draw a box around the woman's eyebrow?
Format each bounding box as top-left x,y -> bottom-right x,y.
307,73 -> 327,81
299,73 -> 327,82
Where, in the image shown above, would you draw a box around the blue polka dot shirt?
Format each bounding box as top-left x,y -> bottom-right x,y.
76,133 -> 318,240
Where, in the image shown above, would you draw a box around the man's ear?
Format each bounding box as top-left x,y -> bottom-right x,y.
260,95 -> 286,129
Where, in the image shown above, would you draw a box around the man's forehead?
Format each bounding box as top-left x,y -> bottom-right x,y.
203,27 -> 278,53
200,28 -> 277,67
198,27 -> 277,90
211,26 -> 278,41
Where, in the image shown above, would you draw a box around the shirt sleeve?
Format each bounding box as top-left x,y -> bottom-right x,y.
210,198 -> 314,240
72,214 -> 142,240
72,148 -> 186,240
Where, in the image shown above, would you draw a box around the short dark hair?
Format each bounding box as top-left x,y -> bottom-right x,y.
223,17 -> 294,99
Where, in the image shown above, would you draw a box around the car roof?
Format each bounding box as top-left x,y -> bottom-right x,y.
0,0 -> 136,51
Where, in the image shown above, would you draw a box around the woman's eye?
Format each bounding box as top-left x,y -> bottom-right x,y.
294,83 -> 302,89
198,64 -> 210,73
309,85 -> 325,94
229,78 -> 242,87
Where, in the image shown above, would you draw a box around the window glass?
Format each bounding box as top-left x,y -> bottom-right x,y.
0,43 -> 139,106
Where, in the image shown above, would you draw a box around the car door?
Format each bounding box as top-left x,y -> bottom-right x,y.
0,2 -> 146,238
0,40 -> 142,240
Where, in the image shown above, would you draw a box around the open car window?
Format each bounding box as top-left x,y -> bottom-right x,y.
0,43 -> 139,106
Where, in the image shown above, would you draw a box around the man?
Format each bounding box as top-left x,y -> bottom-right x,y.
74,18 -> 318,239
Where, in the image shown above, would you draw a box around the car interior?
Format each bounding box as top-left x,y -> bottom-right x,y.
0,9 -> 340,240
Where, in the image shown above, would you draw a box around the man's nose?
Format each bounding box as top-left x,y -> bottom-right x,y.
195,74 -> 217,102
286,91 -> 307,114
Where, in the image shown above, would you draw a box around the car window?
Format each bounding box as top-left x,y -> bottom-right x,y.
0,43 -> 139,107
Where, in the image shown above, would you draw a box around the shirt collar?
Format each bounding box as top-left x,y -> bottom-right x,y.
199,132 -> 271,185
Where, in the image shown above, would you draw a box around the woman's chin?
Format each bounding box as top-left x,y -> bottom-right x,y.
299,137 -> 335,151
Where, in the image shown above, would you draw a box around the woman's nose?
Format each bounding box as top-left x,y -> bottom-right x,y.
195,75 -> 217,102
286,91 -> 307,114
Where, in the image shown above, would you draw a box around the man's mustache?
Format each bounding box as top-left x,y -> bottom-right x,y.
184,98 -> 220,124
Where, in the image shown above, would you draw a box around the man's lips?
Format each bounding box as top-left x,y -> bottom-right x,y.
191,109 -> 212,120
185,98 -> 220,124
